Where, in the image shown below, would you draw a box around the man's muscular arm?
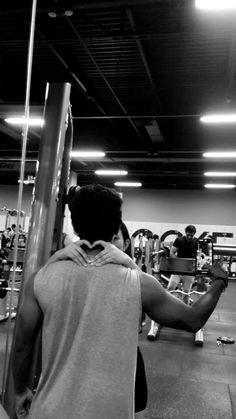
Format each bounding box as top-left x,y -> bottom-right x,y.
141,262 -> 228,333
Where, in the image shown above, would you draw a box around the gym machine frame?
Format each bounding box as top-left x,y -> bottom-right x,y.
148,238 -> 213,346
2,82 -> 72,418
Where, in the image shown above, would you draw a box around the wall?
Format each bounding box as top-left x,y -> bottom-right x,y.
1,186 -> 236,242
0,185 -> 33,214
122,189 -> 236,225
121,189 -> 236,243
0,185 -> 33,230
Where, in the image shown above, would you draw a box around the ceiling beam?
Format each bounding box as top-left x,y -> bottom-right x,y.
0,122 -> 22,142
126,8 -> 163,113
65,16 -> 151,150
0,105 -> 43,118
0,1 -> 160,16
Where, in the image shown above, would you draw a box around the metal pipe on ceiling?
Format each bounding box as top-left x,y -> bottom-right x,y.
65,16 -> 150,149
72,114 -> 201,119
126,8 -> 163,113
0,1 -> 160,16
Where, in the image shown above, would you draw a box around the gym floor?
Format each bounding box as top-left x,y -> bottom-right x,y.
139,279 -> 236,419
0,280 -> 236,418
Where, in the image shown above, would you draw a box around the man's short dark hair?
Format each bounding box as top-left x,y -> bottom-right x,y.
69,184 -> 122,243
185,225 -> 196,234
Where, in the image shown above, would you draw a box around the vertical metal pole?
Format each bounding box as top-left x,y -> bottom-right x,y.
52,105 -> 74,252
23,82 -> 71,275
3,82 -> 71,418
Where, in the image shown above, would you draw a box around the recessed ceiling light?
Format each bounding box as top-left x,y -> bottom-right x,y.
48,11 -> 57,18
70,151 -> 105,158
204,172 -> 236,176
200,114 -> 236,123
5,117 -> 44,127
203,151 -> 236,158
196,0 -> 236,10
204,184 -> 236,188
95,170 -> 128,176
114,182 -> 142,187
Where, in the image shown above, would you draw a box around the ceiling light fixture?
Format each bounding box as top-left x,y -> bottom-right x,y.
95,170 -> 128,176
70,151 -> 106,158
200,114 -> 236,123
5,117 -> 44,127
204,184 -> 236,189
114,182 -> 142,188
204,172 -> 236,176
203,151 -> 236,158
196,0 -> 236,9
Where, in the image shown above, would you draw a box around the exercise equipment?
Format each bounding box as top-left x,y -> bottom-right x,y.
169,281 -> 207,346
217,336 -> 235,344
147,239 -> 213,346
147,277 -> 207,346
0,280 -> 20,299
213,243 -> 236,257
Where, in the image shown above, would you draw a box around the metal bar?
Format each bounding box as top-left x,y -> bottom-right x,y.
72,114 -> 201,119
3,82 -> 71,416
35,29 -> 107,116
0,123 -> 22,141
51,105 -> 74,252
2,0 -> 38,410
0,1 -> 160,16
73,157 -> 235,163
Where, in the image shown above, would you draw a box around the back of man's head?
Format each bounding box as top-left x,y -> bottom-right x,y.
69,184 -> 122,243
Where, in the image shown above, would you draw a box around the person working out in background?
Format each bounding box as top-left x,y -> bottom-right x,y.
168,224 -> 198,302
12,186 -> 228,419
147,224 -> 198,339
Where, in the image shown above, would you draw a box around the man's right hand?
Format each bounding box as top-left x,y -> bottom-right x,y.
207,262 -> 228,289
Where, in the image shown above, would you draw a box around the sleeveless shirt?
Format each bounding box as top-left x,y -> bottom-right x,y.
29,261 -> 141,419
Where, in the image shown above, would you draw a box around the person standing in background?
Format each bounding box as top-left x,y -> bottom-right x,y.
168,224 -> 198,302
147,225 -> 198,340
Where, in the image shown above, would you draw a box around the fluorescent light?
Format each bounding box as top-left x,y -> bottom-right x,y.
196,0 -> 236,9
95,170 -> 128,176
114,182 -> 142,187
204,184 -> 236,188
200,114 -> 236,123
204,172 -> 236,176
5,117 -> 44,127
70,151 -> 105,158
203,151 -> 236,158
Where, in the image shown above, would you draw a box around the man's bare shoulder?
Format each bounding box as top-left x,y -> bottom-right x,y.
139,271 -> 160,285
137,271 -> 168,313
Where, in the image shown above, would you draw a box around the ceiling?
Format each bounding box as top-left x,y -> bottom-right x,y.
1,0 -> 236,190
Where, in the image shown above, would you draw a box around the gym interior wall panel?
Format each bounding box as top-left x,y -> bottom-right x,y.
125,221 -> 236,245
0,185 -> 33,214
122,189 -> 236,226
1,185 -> 236,236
